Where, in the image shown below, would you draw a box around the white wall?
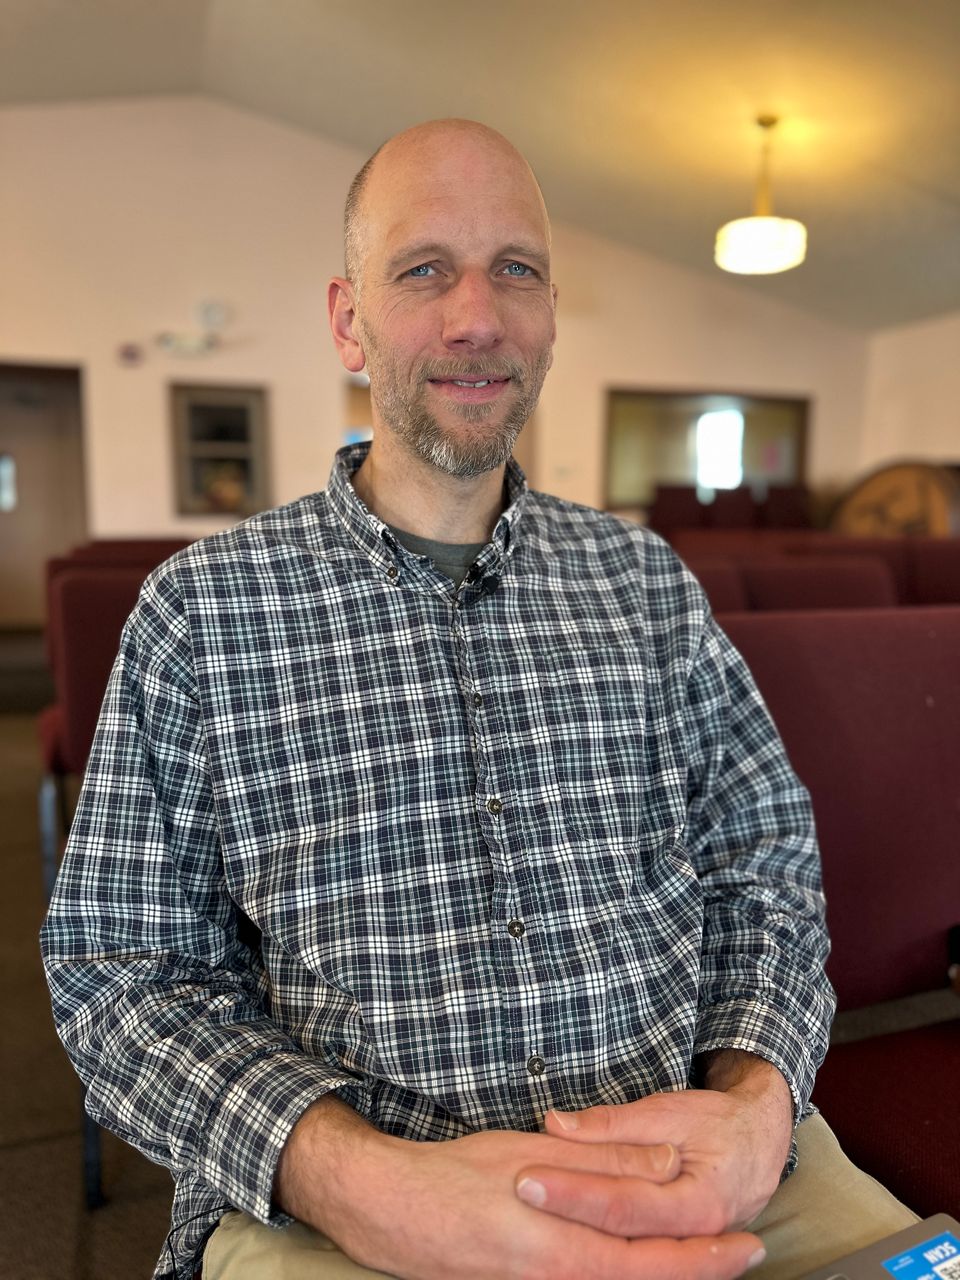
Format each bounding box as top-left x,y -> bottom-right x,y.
0,95 -> 887,533
0,96 -> 357,537
860,310 -> 960,469
542,222 -> 869,507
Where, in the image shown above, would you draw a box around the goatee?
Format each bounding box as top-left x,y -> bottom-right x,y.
367,352 -> 550,478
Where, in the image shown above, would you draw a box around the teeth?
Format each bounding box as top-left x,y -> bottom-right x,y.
453,379 -> 490,388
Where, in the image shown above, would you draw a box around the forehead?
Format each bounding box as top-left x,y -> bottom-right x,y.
361,132 -> 550,266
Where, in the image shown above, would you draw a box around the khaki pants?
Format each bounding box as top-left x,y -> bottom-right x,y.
203,1114 -> 917,1280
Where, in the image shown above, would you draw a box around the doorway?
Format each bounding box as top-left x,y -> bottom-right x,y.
0,364 -> 86,628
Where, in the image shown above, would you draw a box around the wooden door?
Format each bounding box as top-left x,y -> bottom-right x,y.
0,365 -> 86,627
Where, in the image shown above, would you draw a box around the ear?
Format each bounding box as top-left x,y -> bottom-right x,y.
328,278 -> 366,373
548,282 -> 559,364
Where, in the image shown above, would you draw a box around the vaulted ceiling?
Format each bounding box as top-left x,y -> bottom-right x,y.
2,0 -> 959,331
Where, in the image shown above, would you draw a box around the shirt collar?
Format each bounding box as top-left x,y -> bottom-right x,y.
325,442 -> 531,588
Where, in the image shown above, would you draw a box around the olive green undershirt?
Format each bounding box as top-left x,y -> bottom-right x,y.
389,525 -> 486,589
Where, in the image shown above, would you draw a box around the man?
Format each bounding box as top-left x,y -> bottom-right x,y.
42,120 -> 915,1280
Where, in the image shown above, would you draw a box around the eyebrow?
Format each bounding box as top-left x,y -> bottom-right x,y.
500,243 -> 552,274
383,242 -> 447,277
383,240 -> 551,278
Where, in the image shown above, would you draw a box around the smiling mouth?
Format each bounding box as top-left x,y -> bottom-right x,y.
425,375 -> 512,405
429,377 -> 509,388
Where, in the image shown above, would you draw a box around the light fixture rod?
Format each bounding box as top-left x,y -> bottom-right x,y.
753,115 -> 778,218
714,111 -> 806,275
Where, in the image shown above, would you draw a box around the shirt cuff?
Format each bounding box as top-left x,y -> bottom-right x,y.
197,1048 -> 355,1224
693,996 -> 821,1131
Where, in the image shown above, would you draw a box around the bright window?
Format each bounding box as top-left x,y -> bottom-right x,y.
695,410 -> 744,490
0,454 -> 16,512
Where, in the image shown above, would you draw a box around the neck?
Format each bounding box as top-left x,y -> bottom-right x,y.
351,434 -> 507,543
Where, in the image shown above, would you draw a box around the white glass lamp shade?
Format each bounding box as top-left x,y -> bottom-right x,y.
714,215 -> 807,274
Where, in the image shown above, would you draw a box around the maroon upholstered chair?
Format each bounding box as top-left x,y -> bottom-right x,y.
39,566 -> 148,894
759,485 -> 812,529
910,537 -> 960,605
70,538 -> 189,562
38,566 -> 150,1211
740,556 -> 898,611
42,542 -> 187,669
647,485 -> 705,537
719,608 -> 960,1215
682,558 -> 749,613
786,536 -> 914,603
670,528 -> 796,560
39,537 -> 193,880
709,487 -> 759,529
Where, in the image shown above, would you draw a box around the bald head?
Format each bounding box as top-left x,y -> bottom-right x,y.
343,119 -> 550,292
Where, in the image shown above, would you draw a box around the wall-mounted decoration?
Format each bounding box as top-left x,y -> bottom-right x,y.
171,383 -> 269,517
116,342 -> 145,367
158,299 -> 234,357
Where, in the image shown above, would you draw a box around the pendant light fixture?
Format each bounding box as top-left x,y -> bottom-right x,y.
715,115 -> 807,275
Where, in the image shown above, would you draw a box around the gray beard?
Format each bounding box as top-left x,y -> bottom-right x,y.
368,353 -> 550,478
391,397 -> 527,478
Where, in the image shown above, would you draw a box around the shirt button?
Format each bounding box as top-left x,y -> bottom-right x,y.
386,565 -> 398,580
473,692 -> 483,708
526,1055 -> 546,1077
507,919 -> 525,938
486,796 -> 503,815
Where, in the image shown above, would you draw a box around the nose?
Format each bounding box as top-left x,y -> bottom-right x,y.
441,269 -> 506,351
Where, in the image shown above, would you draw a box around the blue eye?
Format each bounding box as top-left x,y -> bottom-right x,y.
504,262 -> 533,276
407,264 -> 435,278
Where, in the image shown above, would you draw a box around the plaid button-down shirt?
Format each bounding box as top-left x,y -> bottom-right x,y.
42,444 -> 834,1278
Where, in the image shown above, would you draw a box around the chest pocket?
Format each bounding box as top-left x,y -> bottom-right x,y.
537,641 -> 684,847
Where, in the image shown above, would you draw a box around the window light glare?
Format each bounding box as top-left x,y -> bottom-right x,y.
696,411 -> 744,490
0,455 -> 16,512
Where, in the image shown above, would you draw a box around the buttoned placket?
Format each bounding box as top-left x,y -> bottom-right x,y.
454,586 -> 549,1105
347,449 -> 552,1106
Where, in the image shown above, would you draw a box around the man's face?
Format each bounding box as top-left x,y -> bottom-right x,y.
345,129 -> 557,478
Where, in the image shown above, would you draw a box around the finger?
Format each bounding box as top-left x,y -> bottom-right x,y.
626,1233 -> 765,1280
546,1100 -> 678,1145
574,1229 -> 765,1280
551,1139 -> 680,1183
516,1165 -> 727,1238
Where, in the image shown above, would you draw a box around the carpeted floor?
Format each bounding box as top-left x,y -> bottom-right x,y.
1,712 -> 173,1279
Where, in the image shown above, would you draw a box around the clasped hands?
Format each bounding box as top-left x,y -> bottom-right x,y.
504,1052 -> 794,1278
514,1079 -> 791,1276
278,1052 -> 793,1280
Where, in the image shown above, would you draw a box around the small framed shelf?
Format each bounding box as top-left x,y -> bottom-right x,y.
171,383 -> 269,517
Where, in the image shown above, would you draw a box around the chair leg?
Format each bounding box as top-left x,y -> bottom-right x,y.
81,1091 -> 106,1209
38,774 -> 61,901
57,772 -> 72,839
38,772 -> 72,901
39,779 -> 104,1207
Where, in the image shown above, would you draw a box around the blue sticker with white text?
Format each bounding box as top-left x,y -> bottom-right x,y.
882,1232 -> 960,1280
